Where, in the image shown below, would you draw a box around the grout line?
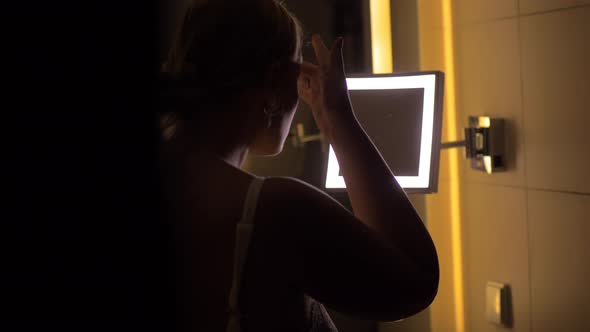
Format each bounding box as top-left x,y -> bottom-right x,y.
461,179 -> 590,197
526,186 -> 590,197
514,8 -> 534,330
459,179 -> 526,190
518,3 -> 590,19
454,15 -> 519,28
450,3 -> 590,28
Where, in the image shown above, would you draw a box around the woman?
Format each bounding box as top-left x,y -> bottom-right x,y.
159,0 -> 439,331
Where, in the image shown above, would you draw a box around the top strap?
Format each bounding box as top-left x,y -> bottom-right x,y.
239,177 -> 265,225
226,177 -> 265,332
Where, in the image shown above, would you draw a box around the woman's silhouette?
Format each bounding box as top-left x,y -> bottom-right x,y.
159,1 -> 439,331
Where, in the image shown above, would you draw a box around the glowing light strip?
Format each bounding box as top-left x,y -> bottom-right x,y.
325,75 -> 437,189
370,0 -> 393,73
442,0 -> 465,330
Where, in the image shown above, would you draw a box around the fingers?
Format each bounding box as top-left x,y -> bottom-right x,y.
298,69 -> 321,106
297,75 -> 312,105
311,34 -> 345,77
300,34 -> 346,107
298,61 -> 320,96
311,34 -> 330,69
299,61 -> 318,76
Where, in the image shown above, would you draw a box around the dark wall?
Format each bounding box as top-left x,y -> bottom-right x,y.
391,0 -> 420,72
3,1 -> 173,330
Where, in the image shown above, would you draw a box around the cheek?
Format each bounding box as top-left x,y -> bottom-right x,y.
285,63 -> 300,95
276,65 -> 301,112
287,73 -> 300,105
281,106 -> 297,134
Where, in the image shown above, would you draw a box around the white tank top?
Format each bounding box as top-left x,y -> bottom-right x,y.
225,177 -> 265,332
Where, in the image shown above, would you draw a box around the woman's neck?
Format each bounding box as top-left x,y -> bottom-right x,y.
200,145 -> 249,170
164,131 -> 250,170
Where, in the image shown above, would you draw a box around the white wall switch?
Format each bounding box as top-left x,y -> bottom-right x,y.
486,281 -> 511,327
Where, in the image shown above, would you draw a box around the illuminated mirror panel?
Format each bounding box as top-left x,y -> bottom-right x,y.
324,72 -> 444,193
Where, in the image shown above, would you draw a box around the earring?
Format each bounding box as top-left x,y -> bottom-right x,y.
263,100 -> 280,128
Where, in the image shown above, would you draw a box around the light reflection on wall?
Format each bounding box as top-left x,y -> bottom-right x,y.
442,0 -> 465,331
370,0 -> 393,73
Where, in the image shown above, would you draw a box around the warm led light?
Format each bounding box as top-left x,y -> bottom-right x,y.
370,0 -> 393,73
483,156 -> 493,174
325,74 -> 438,189
479,116 -> 491,128
442,0 -> 465,330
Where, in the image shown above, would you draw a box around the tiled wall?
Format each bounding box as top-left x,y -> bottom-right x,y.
421,1 -> 590,331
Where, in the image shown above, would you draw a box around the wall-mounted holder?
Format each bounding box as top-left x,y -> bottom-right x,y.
289,123 -> 327,152
293,116 -> 505,176
441,116 -> 505,174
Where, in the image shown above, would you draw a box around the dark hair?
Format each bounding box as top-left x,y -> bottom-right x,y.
161,0 -> 302,116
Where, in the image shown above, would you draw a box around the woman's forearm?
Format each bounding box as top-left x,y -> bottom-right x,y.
329,110 -> 438,273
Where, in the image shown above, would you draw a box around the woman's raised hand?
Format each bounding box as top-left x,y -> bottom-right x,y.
297,34 -> 355,139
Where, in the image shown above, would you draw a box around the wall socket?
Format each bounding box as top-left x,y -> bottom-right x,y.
485,281 -> 512,327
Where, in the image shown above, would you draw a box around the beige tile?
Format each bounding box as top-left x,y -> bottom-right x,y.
438,107 -> 464,185
462,184 -> 530,332
437,147 -> 458,183
520,7 -> 590,194
456,19 -> 526,187
455,0 -> 518,24
519,0 -> 590,15
528,190 -> 590,332
419,28 -> 446,73
417,0 -> 445,30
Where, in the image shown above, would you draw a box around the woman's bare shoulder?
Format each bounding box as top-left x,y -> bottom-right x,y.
260,176 -> 348,212
260,176 -> 337,203
253,175 -> 349,231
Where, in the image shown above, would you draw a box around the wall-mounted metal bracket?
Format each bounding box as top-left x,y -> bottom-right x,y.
289,123 -> 327,152
441,141 -> 466,149
441,116 -> 505,174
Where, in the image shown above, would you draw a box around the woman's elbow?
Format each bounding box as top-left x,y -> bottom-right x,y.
422,249 -> 440,308
422,267 -> 440,310
371,267 -> 440,322
397,259 -> 440,320
422,237 -> 440,306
